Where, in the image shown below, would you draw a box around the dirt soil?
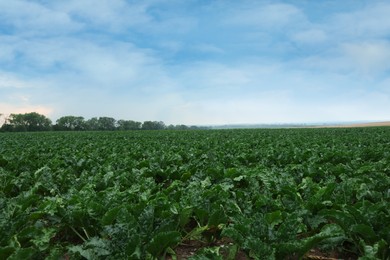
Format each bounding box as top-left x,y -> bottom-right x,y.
316,121 -> 390,128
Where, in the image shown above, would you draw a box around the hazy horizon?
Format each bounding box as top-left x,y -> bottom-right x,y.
1,1 -> 389,125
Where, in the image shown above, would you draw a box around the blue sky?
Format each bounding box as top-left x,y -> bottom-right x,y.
0,0 -> 389,125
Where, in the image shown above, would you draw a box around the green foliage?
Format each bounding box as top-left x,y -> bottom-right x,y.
3,112 -> 52,131
141,120 -> 165,130
146,231 -> 181,257
55,116 -> 86,131
1,111 -> 203,132
0,127 -> 389,259
116,119 -> 141,130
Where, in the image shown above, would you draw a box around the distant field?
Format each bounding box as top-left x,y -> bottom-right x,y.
314,121 -> 390,128
1,128 -> 389,259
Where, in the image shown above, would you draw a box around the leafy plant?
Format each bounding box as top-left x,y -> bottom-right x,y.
0,127 -> 389,259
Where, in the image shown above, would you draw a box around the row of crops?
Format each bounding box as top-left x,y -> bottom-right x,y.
1,127 -> 389,259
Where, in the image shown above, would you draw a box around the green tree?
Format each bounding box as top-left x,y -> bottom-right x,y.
117,120 -> 141,130
98,117 -> 116,131
55,116 -> 86,131
176,124 -> 189,130
85,117 -> 99,130
7,112 -> 52,131
0,113 -> 4,127
142,121 -> 166,130
0,113 -> 6,132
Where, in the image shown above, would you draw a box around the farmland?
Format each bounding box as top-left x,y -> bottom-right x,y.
1,128 -> 389,259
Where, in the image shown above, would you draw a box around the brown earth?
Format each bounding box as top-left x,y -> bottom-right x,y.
315,121 -> 390,128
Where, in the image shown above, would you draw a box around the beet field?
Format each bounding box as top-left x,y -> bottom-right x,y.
1,128 -> 389,259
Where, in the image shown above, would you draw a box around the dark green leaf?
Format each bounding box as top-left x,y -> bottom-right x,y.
146,231 -> 181,257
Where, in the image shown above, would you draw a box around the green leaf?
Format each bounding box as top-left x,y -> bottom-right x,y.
101,206 -> 122,225
265,210 -> 283,228
375,239 -> 389,260
165,247 -> 177,260
69,245 -> 91,259
31,228 -> 57,251
170,204 -> 179,215
221,227 -> 245,244
303,223 -> 345,251
85,237 -> 111,256
45,246 -> 65,260
276,224 -> 345,259
8,247 -> 36,260
350,224 -> 378,244
189,246 -> 223,260
233,175 -> 245,182
178,207 -> 192,228
146,231 -> 181,257
69,237 -> 111,259
200,177 -> 211,188
0,246 -> 15,259
208,207 -> 227,227
359,239 -> 380,260
125,235 -> 141,257
226,244 -> 239,260
320,223 -> 345,237
319,209 -> 355,230
183,225 -> 209,241
0,156 -> 8,167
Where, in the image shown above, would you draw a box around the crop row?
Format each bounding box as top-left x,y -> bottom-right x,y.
0,128 -> 389,259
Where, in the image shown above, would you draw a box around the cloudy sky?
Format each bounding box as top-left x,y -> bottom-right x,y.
1,0 -> 389,125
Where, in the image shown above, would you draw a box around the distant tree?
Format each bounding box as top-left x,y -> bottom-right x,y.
176,124 -> 189,130
7,114 -> 26,131
166,124 -> 189,130
117,119 -> 141,130
0,112 -> 200,132
27,112 -> 52,131
0,113 -> 6,132
55,116 -> 86,131
6,112 -> 52,131
142,121 -> 166,130
85,117 -> 99,130
0,123 -> 13,132
98,117 -> 116,131
190,125 -> 203,130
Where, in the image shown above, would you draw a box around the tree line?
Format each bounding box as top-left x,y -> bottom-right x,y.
0,112 -> 206,132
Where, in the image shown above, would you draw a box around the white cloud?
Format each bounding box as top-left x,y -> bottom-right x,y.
331,2 -> 390,39
192,44 -> 224,54
0,33 -> 165,88
1,1 -> 389,125
291,29 -> 327,45
287,39 -> 390,80
341,41 -> 390,76
226,3 -> 306,29
0,36 -> 19,63
53,0 -> 152,32
378,77 -> 390,94
173,61 -> 285,98
0,0 -> 81,35
0,73 -> 31,89
158,41 -> 183,53
0,86 -> 54,118
0,102 -> 53,118
0,73 -> 54,120
320,91 -> 390,122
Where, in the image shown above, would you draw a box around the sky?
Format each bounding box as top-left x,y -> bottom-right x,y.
0,0 -> 390,125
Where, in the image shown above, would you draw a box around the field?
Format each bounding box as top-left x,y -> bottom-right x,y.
315,121 -> 390,128
1,128 -> 390,259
